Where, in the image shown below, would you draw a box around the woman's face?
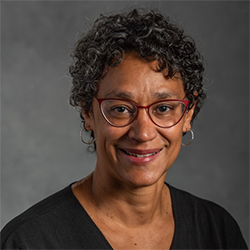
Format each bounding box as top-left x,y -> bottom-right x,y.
84,53 -> 194,188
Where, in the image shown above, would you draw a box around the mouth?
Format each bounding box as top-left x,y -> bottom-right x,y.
119,148 -> 162,158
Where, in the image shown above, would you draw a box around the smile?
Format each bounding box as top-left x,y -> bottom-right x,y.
124,151 -> 158,158
120,148 -> 162,158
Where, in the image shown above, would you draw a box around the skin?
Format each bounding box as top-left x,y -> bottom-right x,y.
72,53 -> 195,249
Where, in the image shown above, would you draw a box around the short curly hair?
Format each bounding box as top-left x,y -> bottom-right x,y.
69,8 -> 206,142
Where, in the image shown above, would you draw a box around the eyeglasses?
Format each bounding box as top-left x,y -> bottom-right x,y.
96,98 -> 189,128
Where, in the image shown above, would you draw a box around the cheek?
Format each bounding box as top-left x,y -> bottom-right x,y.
94,121 -> 128,150
160,126 -> 183,168
160,123 -> 184,146
95,126 -> 130,166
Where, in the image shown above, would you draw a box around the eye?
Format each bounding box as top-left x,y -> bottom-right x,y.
154,104 -> 172,114
157,105 -> 171,113
103,100 -> 137,118
112,106 -> 129,113
150,102 -> 175,117
110,103 -> 136,115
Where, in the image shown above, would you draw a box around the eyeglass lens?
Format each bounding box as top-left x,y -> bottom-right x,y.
100,99 -> 186,128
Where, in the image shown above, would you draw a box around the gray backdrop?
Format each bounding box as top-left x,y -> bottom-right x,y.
1,0 -> 249,245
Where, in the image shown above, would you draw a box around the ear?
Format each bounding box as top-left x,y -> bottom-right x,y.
82,110 -> 94,131
182,105 -> 195,133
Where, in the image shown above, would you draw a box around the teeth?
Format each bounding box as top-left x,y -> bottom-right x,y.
125,151 -> 157,158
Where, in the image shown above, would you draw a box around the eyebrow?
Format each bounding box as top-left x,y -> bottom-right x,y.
104,90 -> 179,100
104,90 -> 134,99
153,91 -> 177,99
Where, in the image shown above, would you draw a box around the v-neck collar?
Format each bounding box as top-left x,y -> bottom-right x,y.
69,182 -> 178,249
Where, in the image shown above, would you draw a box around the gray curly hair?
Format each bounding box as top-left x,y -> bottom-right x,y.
69,8 -> 206,147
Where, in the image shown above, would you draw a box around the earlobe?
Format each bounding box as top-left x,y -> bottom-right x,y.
82,110 -> 94,131
183,123 -> 191,133
183,106 -> 195,133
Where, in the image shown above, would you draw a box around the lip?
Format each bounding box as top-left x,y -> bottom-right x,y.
118,147 -> 163,165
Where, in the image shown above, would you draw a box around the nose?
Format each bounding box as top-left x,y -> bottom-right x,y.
128,108 -> 157,142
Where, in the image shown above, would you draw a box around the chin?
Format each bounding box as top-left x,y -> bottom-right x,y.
119,170 -> 167,188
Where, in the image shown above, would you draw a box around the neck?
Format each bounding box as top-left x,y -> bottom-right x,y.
90,170 -> 170,228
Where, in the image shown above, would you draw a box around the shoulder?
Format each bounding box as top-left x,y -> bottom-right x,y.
168,183 -> 230,215
168,183 -> 238,227
169,183 -> 245,224
1,184 -> 78,248
1,184 -> 112,249
167,184 -> 248,249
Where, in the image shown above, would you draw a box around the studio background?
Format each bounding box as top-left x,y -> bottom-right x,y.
1,1 -> 249,244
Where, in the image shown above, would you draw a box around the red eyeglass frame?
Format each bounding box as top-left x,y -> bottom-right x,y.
95,97 -> 189,128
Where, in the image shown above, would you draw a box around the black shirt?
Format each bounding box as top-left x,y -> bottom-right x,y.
1,183 -> 248,249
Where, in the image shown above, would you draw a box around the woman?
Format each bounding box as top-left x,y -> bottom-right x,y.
1,8 -> 247,249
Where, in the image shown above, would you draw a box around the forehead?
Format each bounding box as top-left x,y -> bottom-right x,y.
98,53 -> 185,101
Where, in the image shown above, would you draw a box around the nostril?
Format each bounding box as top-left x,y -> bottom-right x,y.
128,118 -> 158,142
